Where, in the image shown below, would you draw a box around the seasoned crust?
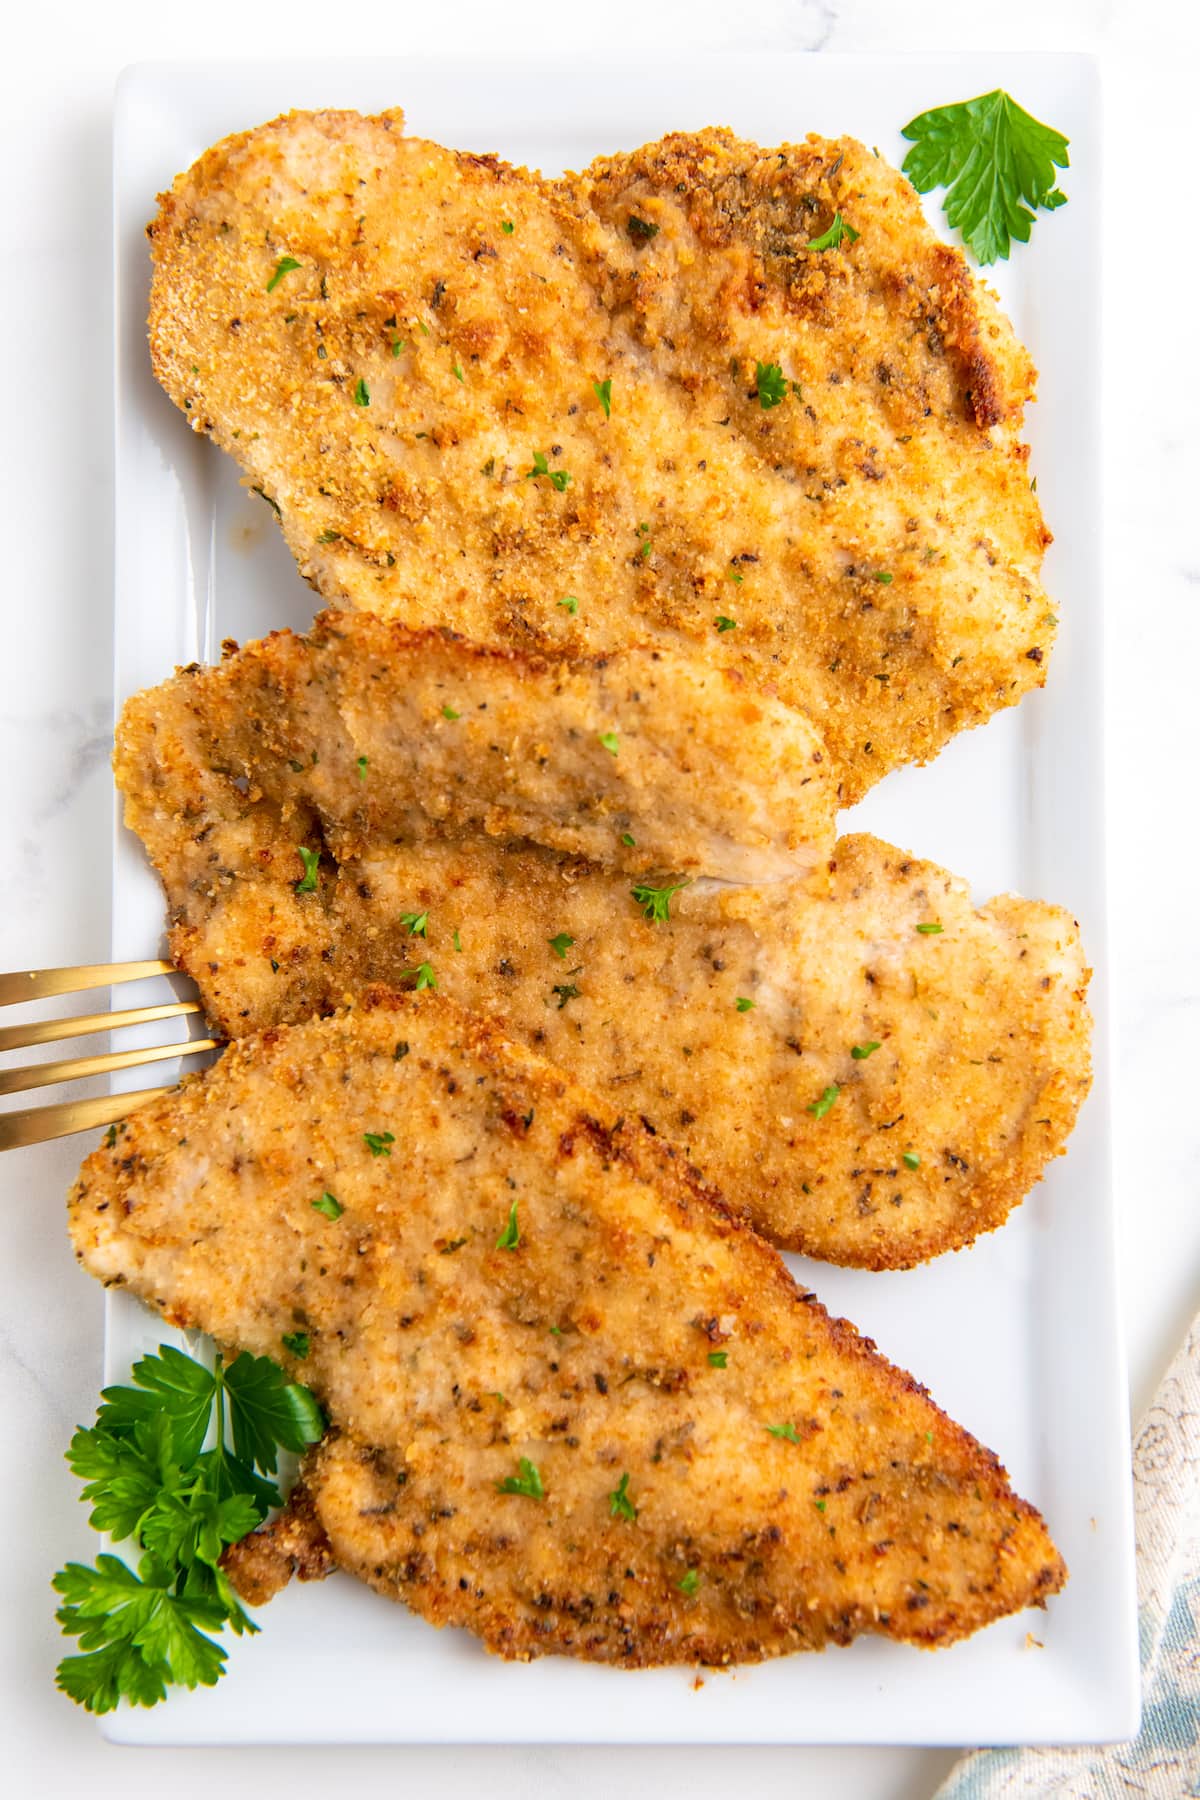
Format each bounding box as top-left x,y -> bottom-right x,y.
68,992 -> 1065,1663
147,111 -> 1053,805
113,625 -> 1093,1268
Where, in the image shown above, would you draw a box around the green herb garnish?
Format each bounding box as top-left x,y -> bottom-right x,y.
903,1151 -> 921,1171
549,934 -> 575,959
501,220 -> 515,235
496,1199 -> 520,1251
707,1351 -> 728,1368
851,1041 -> 881,1060
735,997 -> 756,1013
807,1085 -> 840,1120
558,595 -> 579,615
400,911 -> 429,939
677,1568 -> 700,1596
901,90 -> 1069,264
441,705 -> 460,721
526,450 -> 571,492
608,1473 -> 638,1521
627,215 -> 659,241
411,962 -> 437,992
294,846 -> 320,893
353,377 -> 370,407
715,616 -> 738,632
266,255 -> 301,293
630,879 -> 689,924
806,212 -> 860,252
593,379 -> 612,417
311,1192 -> 343,1221
53,1344 -> 322,1715
280,1332 -> 310,1360
364,1131 -> 395,1157
916,922 -> 944,935
754,361 -> 789,409
496,1457 -> 543,1499
356,755 -> 368,781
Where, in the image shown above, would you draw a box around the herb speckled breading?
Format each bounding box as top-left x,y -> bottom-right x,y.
68,993 -> 1065,1665
113,635 -> 1091,1269
147,111 -> 1053,805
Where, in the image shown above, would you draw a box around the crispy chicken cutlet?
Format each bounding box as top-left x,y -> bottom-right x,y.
148,111 -> 1053,803
114,643 -> 1091,1268
118,611 -> 836,885
68,993 -> 1065,1663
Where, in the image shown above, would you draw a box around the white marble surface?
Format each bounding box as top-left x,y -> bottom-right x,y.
1,2 -> 1195,1795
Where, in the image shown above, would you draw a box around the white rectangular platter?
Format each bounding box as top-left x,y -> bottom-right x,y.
108,52 -> 1135,1746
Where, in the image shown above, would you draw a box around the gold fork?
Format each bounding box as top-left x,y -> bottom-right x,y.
0,961 -> 219,1151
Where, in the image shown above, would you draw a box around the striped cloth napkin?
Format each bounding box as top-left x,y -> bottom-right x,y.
936,1316 -> 1200,1800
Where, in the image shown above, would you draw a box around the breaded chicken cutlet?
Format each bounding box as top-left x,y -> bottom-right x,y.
114,629 -> 1091,1268
68,992 -> 1065,1664
148,111 -> 1053,804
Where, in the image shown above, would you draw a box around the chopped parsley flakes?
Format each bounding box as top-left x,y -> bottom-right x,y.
266,255 -> 301,293
766,1422 -> 801,1443
677,1568 -> 700,1596
526,450 -> 571,492
630,879 -> 689,924
281,1331 -> 311,1359
495,1199 -> 520,1251
558,595 -> 579,615
609,1472 -> 638,1521
549,933 -> 575,959
735,997 -> 756,1013
364,1131 -> 395,1157
400,911 -> 429,939
294,846 -> 320,893
593,379 -> 612,418
311,1192 -> 343,1221
851,1041 -> 881,1060
411,962 -> 437,992
599,731 -> 620,756
353,378 -> 370,407
715,615 -> 738,632
903,1151 -> 921,1171
807,212 -> 860,252
496,1457 -> 543,1499
707,1351 -> 728,1368
807,1084 -> 840,1120
754,361 -> 790,409
916,922 -> 944,935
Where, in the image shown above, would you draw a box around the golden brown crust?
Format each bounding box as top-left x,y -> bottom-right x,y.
221,1478 -> 336,1606
147,111 -> 1053,805
68,994 -> 1065,1663
114,632 -> 1092,1268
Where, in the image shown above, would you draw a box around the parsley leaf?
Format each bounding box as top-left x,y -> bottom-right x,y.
677,1568 -> 700,1596
593,379 -> 612,417
627,215 -> 659,241
353,377 -> 370,406
901,89 -> 1070,264
558,595 -> 579,615
412,961 -> 437,991
903,1151 -> 921,1171
851,1041 -> 881,1060
496,1457 -> 544,1499
806,212 -> 859,252
364,1130 -> 395,1156
735,997 -> 755,1013
916,922 -> 944,935
549,933 -> 575,959
551,983 -> 582,1010
442,705 -> 460,720
294,846 -> 320,893
754,361 -> 789,409
281,1331 -> 310,1360
400,910 -> 429,938
807,1084 -> 840,1120
707,1351 -> 728,1368
311,1192 -> 343,1221
766,1421 -> 802,1443
356,755 -> 368,781
715,615 -> 738,632
501,220 -> 515,235
526,450 -> 571,492
631,879 -> 690,924
599,731 -> 620,756
609,1472 -> 638,1521
54,1344 -> 322,1714
496,1198 -> 520,1251
266,255 -> 301,293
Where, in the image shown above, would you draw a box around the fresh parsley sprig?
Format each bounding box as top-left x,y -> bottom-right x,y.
901,89 -> 1069,265
54,1343 -> 323,1715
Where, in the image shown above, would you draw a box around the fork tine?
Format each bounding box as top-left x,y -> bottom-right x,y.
0,1035 -> 221,1099
0,960 -> 174,1007
0,1085 -> 174,1151
0,999 -> 203,1056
